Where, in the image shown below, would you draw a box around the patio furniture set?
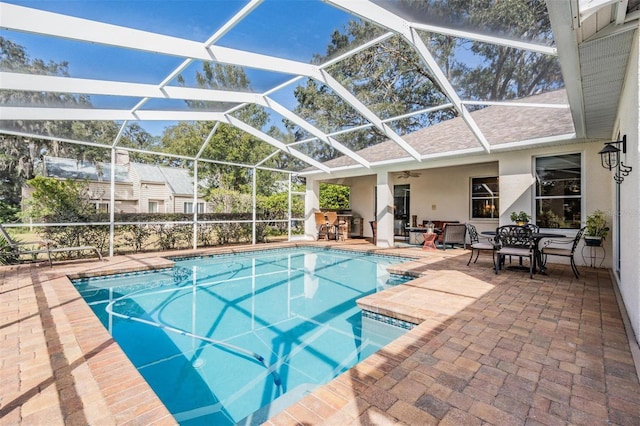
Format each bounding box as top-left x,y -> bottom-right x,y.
317,216 -> 584,279
314,211 -> 349,241
469,224 -> 585,279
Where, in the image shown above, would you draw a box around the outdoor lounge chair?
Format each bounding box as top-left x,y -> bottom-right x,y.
439,223 -> 467,250
0,224 -> 103,267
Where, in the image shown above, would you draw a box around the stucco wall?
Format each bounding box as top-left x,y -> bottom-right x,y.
348,175 -> 377,238
615,29 -> 640,343
393,162 -> 499,234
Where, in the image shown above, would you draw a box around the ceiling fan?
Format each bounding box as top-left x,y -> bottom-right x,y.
397,170 -> 421,179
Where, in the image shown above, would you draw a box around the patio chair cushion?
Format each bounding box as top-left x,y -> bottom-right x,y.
471,241 -> 494,250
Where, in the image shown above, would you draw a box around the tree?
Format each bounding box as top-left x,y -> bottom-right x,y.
115,123 -> 162,164
290,0 -> 562,162
320,183 -> 350,210
22,176 -> 108,249
22,176 -> 94,221
0,37 -> 157,207
0,37 -> 83,206
170,63 -> 285,195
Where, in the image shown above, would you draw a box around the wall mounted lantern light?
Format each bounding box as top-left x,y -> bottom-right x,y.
598,135 -> 632,184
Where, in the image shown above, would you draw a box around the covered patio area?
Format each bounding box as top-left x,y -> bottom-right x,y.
2,242 -> 638,424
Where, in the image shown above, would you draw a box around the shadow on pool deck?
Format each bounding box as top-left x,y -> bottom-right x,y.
1,240 -> 639,425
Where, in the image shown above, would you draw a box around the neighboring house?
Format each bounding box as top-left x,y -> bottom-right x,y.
23,155 -> 208,214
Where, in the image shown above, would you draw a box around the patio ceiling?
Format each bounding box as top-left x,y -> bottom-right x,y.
0,0 -> 637,175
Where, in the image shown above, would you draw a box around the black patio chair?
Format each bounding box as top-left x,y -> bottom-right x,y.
465,223 -> 497,266
541,227 -> 586,278
494,225 -> 535,278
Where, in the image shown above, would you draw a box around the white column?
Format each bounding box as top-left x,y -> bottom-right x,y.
376,171 -> 394,248
304,178 -> 320,240
192,160 -> 198,250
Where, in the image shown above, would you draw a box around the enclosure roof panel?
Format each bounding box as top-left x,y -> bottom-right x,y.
1,1 -> 636,175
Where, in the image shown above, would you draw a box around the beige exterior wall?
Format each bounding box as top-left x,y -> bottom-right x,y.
398,162 -> 498,231
615,29 -> 640,343
308,141 -> 615,256
347,174 -> 376,238
27,169 -> 208,215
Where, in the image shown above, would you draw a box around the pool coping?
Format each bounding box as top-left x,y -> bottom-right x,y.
7,240 -> 420,424
5,239 -> 639,425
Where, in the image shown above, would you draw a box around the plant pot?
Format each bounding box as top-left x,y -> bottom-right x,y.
516,221 -> 529,226
584,236 -> 603,247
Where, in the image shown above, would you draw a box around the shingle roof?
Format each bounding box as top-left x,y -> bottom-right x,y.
320,90 -> 574,169
129,163 -> 168,183
44,157 -> 196,195
157,167 -> 195,196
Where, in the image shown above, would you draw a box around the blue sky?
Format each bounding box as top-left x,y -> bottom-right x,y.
3,0 -> 356,136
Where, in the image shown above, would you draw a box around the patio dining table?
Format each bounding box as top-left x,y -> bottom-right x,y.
482,230 -> 566,274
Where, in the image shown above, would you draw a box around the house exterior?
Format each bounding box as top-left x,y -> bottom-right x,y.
303,25 -> 640,349
24,155 -> 208,214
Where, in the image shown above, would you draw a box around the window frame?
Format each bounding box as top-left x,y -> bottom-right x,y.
470,176 -> 499,219
184,202 -> 205,214
95,202 -> 109,213
534,152 -> 583,230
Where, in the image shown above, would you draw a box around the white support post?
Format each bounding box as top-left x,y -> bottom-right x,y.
305,179 -> 320,240
252,167 -> 257,245
288,173 -> 292,241
109,148 -> 115,257
192,161 -> 198,250
376,172 -> 394,248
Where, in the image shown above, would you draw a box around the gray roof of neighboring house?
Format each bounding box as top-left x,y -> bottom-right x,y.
128,164 -> 195,195
157,166 -> 195,195
44,157 -> 196,195
320,89 -> 575,169
129,163 -> 168,183
43,156 -> 130,182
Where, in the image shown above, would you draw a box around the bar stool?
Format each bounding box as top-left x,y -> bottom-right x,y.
422,232 -> 437,250
325,212 -> 339,240
338,220 -> 348,241
314,211 -> 329,240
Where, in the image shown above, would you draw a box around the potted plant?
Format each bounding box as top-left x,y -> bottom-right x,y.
510,211 -> 531,226
584,210 -> 609,246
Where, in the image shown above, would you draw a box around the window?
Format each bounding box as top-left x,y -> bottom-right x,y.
470,177 -> 499,219
393,184 -> 410,235
535,153 -> 582,229
148,201 -> 158,213
184,202 -> 204,213
96,202 -> 109,213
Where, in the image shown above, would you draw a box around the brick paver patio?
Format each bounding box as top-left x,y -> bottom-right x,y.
1,241 -> 639,425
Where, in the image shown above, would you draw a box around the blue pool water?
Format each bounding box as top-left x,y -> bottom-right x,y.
73,248 -> 412,425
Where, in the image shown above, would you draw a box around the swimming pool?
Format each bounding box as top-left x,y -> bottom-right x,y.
73,247 -> 413,425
